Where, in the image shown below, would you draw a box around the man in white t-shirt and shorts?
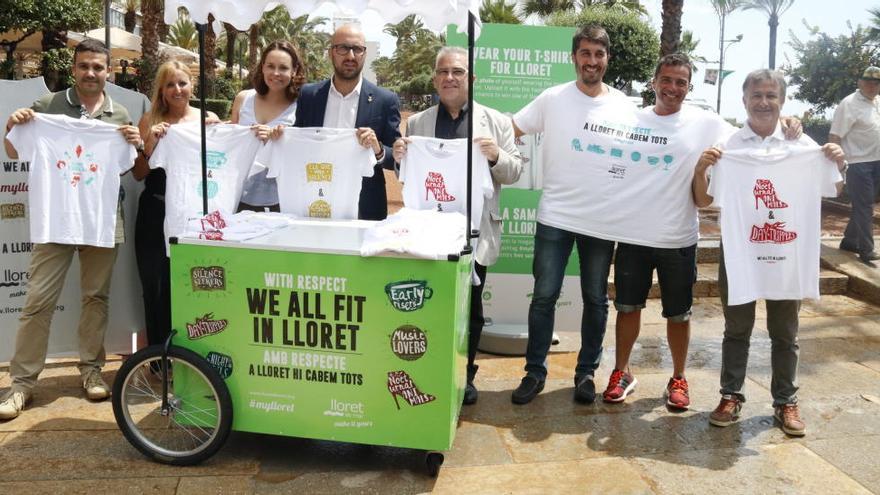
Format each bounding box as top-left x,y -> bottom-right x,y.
601,54 -> 734,410
1,40 -> 143,420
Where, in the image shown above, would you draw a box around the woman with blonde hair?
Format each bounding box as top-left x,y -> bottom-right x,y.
230,40 -> 306,211
132,60 -> 218,347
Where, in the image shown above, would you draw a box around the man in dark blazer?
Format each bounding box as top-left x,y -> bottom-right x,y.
295,24 -> 401,220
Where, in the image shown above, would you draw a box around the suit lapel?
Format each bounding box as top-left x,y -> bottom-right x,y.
313,80 -> 331,126
356,80 -> 374,128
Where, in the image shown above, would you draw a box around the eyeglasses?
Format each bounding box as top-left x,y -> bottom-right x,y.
332,44 -> 367,56
434,68 -> 467,79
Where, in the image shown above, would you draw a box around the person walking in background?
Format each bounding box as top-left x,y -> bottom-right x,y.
830,66 -> 880,267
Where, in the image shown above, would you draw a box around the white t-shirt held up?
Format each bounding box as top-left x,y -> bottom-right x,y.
149,122 -> 262,250
709,131 -> 841,305
257,127 -> 375,219
399,136 -> 493,230
7,113 -> 135,247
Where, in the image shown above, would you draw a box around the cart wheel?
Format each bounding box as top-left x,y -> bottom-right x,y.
425,452 -> 444,477
112,345 -> 233,465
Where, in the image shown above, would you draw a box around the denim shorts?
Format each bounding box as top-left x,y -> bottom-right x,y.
613,242 -> 697,321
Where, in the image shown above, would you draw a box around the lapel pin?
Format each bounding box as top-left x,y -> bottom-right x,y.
368,94 -> 374,103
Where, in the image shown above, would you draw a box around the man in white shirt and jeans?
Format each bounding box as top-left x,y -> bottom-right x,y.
1,39 -> 143,420
830,66 -> 880,266
692,69 -> 845,437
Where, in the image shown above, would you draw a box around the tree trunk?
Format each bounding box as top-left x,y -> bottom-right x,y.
768,14 -> 778,69
140,1 -> 161,95
248,24 -> 260,75
41,29 -> 69,92
124,10 -> 137,33
223,22 -> 237,73
205,14 -> 217,78
660,0 -> 684,56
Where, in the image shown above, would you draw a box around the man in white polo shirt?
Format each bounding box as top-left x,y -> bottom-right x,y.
830,66 -> 880,266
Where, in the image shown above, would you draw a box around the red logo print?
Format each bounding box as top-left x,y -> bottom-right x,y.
750,222 -> 797,243
753,179 -> 788,209
425,171 -> 455,202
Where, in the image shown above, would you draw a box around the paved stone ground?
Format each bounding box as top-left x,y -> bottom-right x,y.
1,292 -> 878,494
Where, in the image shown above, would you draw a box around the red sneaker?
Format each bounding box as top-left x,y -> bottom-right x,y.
665,376 -> 690,410
603,369 -> 637,403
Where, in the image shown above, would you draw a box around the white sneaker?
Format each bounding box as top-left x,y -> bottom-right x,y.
0,391 -> 27,420
83,370 -> 110,401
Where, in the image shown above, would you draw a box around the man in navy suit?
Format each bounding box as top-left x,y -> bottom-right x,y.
295,24 -> 401,220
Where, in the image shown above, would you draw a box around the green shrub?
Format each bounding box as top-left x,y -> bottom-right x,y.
190,98 -> 232,120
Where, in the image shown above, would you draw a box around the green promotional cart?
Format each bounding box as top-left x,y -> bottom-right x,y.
112,220 -> 471,474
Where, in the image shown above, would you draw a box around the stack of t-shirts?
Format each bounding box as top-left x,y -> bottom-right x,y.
360,207 -> 467,259
179,210 -> 295,241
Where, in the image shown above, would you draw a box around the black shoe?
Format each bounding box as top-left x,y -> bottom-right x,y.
839,241 -> 859,253
859,251 -> 880,261
463,364 -> 479,405
463,382 -> 478,405
511,375 -> 545,404
573,375 -> 596,404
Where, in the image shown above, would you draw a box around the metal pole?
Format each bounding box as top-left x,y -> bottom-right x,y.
716,12 -> 724,114
197,23 -> 209,216
465,12 -> 475,251
104,0 -> 111,49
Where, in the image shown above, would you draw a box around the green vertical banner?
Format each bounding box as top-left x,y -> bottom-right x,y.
170,242 -> 471,451
449,23 -> 579,277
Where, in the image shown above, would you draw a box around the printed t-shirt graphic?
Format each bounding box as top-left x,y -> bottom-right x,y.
6,113 -> 135,247
513,81 -> 637,238
257,127 -> 374,219
610,105 -> 734,248
149,122 -> 262,249
709,146 -> 840,305
399,136 -> 493,230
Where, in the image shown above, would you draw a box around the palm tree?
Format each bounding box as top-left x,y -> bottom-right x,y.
383,15 -> 425,50
221,22 -> 239,72
167,11 -> 198,52
743,0 -> 795,69
870,6 -> 880,41
123,0 -> 139,33
520,0 -> 575,19
480,0 -> 523,24
139,0 -> 163,94
660,0 -> 683,56
679,30 -> 708,72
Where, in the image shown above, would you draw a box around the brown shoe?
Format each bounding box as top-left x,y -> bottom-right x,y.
774,404 -> 806,436
709,394 -> 742,427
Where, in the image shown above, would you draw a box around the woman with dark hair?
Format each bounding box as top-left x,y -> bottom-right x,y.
132,60 -> 218,348
230,40 -> 306,211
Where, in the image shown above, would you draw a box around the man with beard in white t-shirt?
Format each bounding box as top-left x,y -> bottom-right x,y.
510,24 -> 631,405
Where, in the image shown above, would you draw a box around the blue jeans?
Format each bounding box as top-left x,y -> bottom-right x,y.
842,160 -> 880,255
525,223 -> 615,379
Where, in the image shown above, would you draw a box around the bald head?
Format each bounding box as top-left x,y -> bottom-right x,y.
329,24 -> 367,82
